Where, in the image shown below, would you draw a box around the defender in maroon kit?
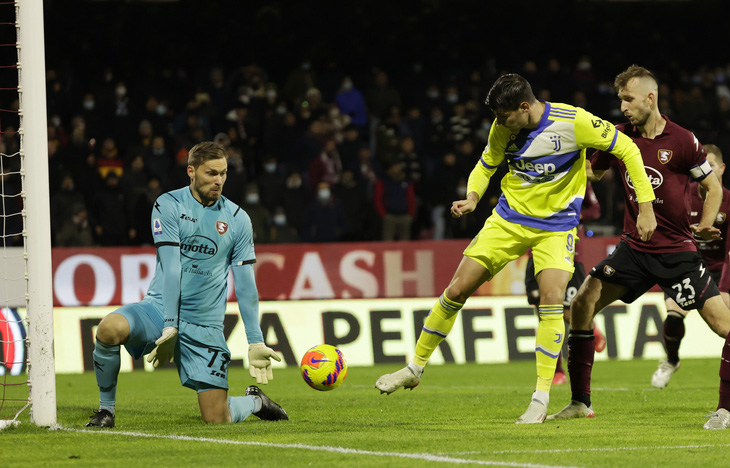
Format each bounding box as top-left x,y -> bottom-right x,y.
652,144 -> 730,389
549,65 -> 730,430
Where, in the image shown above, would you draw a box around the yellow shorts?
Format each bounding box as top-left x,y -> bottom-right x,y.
463,212 -> 577,279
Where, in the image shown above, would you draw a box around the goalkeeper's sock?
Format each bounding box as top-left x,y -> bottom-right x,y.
663,310 -> 685,365
567,329 -> 595,408
535,305 -> 564,393
413,292 -> 463,367
228,396 -> 257,423
93,339 -> 121,409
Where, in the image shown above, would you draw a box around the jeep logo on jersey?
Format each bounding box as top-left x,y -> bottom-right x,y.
625,166 -> 663,190
658,149 -> 673,164
180,235 -> 218,260
513,159 -> 556,174
216,221 -> 228,235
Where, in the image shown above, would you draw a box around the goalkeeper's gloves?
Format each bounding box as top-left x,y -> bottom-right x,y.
147,327 -> 178,368
248,343 -> 281,384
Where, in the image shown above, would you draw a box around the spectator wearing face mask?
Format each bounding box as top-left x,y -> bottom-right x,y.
258,155 -> 286,212
241,182 -> 270,243
335,76 -> 368,130
269,206 -> 299,243
300,182 -> 346,242
280,172 -> 311,233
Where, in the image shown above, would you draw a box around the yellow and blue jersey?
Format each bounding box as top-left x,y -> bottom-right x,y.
146,187 -> 255,328
467,101 -> 652,231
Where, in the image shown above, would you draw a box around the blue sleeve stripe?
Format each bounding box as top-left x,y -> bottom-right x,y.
549,108 -> 577,119
606,129 -> 618,152
480,158 -> 498,169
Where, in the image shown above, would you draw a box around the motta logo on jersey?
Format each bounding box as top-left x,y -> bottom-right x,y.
180,235 -> 218,260
625,166 -> 663,190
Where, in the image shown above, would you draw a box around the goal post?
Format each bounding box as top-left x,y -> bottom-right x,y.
18,0 -> 56,426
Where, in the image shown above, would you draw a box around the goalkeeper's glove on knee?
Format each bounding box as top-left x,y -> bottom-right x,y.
147,327 -> 178,368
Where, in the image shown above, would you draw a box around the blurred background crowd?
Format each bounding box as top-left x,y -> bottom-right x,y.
1,0 -> 729,247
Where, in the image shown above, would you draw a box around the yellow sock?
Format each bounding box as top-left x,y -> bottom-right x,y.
535,304 -> 565,393
413,292 -> 463,366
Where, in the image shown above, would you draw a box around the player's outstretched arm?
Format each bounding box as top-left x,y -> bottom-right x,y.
232,264 -> 281,384
147,244 -> 182,367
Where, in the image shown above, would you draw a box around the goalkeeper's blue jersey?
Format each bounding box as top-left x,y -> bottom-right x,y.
145,187 -> 255,328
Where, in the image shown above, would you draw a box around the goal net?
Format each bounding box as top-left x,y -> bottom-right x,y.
0,0 -> 56,428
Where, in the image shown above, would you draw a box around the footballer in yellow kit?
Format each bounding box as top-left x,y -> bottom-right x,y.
375,73 -> 657,425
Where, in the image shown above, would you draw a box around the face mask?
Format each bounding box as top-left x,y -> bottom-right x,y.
266,90 -> 277,100
156,105 -> 167,115
273,215 -> 287,226
51,116 -> 61,127
446,94 -> 458,104
456,186 -> 467,198
287,178 -> 302,189
264,163 -> 276,173
83,100 -> 95,110
276,106 -> 287,115
427,90 -> 439,99
342,80 -> 353,91
246,194 -> 259,204
317,189 -> 330,201
116,86 -> 127,98
301,62 -> 311,70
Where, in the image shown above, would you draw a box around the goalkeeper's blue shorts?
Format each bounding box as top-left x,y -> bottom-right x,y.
115,299 -> 164,360
175,319 -> 231,391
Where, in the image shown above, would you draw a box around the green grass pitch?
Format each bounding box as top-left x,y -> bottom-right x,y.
2,358 -> 729,467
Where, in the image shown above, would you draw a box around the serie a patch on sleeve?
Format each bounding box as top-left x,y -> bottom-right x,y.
153,218 -> 163,235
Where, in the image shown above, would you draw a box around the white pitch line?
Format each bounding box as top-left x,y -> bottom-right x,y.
446,443 -> 730,456
59,426 -> 581,468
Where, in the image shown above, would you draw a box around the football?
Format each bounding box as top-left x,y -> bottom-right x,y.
300,344 -> 348,391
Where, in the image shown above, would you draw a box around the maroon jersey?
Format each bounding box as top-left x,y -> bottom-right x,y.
591,116 -> 709,253
689,183 -> 730,271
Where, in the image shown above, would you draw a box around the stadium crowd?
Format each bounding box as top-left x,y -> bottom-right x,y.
1,2 -> 729,248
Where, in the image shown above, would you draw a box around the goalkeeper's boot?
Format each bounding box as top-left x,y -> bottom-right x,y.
704,408 -> 730,430
547,400 -> 595,419
651,360 -> 680,389
246,385 -> 289,421
85,409 -> 115,428
375,364 -> 421,395
515,398 -> 547,424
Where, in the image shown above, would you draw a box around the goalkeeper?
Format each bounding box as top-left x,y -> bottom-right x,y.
86,141 -> 287,428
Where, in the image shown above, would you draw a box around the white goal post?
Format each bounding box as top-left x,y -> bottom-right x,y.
18,0 -> 56,426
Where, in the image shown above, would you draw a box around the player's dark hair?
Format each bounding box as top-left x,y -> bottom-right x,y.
187,141 -> 227,168
485,73 -> 536,112
614,65 -> 657,92
704,143 -> 724,164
